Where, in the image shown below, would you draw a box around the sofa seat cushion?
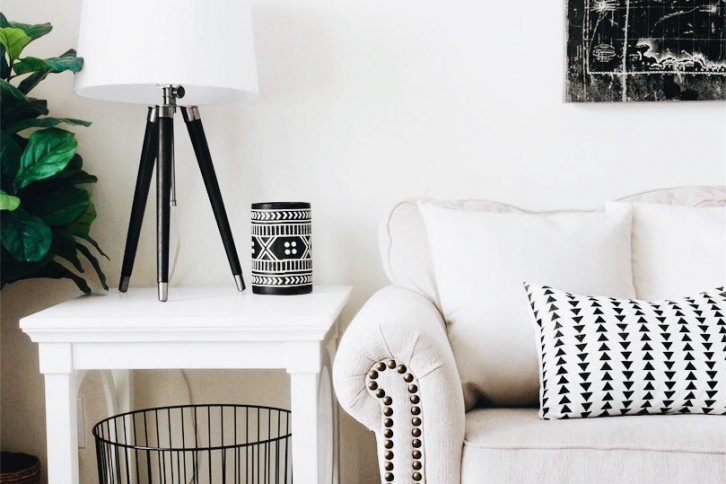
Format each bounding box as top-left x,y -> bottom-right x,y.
462,408 -> 726,484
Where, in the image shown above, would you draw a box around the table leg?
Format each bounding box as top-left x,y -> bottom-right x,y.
290,371 -> 331,484
44,372 -> 79,484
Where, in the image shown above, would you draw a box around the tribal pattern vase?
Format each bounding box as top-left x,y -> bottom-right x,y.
251,202 -> 312,295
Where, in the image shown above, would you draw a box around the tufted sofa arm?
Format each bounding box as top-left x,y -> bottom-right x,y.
333,286 -> 465,483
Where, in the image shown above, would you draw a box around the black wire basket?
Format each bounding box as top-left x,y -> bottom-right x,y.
93,404 -> 291,484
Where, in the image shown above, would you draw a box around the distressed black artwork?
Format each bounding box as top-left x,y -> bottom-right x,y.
566,1 -> 726,102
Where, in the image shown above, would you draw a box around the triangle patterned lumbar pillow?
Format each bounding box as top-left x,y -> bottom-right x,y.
524,283 -> 726,420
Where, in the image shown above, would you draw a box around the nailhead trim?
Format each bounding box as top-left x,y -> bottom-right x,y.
366,358 -> 425,483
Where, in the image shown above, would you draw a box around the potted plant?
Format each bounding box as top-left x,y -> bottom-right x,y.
0,13 -> 107,294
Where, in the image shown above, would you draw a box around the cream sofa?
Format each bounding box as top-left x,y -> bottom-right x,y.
333,186 -> 726,484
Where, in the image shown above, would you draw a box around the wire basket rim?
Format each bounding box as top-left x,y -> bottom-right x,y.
92,403 -> 292,452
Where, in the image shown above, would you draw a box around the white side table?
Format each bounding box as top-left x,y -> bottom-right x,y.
20,285 -> 352,484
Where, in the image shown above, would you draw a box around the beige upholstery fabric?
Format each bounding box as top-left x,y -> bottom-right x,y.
333,286 -> 465,484
462,408 -> 726,484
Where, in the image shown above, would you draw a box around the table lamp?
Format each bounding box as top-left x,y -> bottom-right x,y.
74,0 -> 259,301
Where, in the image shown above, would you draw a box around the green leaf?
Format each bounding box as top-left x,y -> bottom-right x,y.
16,69 -> 45,94
16,161 -> 96,203
0,27 -> 30,61
7,117 -> 91,134
66,200 -> 96,236
7,20 -> 52,41
18,260 -> 91,294
2,95 -> 48,125
47,153 -> 97,184
64,170 -> 97,185
0,130 -> 22,192
0,190 -> 20,210
14,54 -> 83,76
1,78 -> 50,126
0,77 -> 25,100
54,152 -> 83,177
16,49 -> 76,94
14,128 -> 77,190
0,245 -> 53,285
77,242 -> 108,290
1,45 -> 9,80
27,186 -> 89,226
12,56 -> 48,75
52,228 -> 84,273
1,208 -> 52,261
76,233 -> 109,260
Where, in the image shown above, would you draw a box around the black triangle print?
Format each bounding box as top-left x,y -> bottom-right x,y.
528,284 -> 726,421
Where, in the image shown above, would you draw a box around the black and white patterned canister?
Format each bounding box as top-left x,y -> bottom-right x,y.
251,202 -> 312,295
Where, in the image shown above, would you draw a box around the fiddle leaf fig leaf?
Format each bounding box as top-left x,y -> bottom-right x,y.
14,128 -> 77,190
1,45 -> 9,80
0,190 -> 20,211
0,130 -> 22,192
12,56 -> 48,75
28,186 -> 89,226
20,260 -> 91,294
66,200 -> 96,237
14,53 -> 83,76
1,208 -> 52,262
0,27 -> 30,61
77,233 -> 109,260
77,242 -> 108,290
7,116 -> 91,134
16,49 -> 77,93
1,246 -> 52,285
52,228 -> 84,273
0,77 -> 25,101
6,20 -> 52,41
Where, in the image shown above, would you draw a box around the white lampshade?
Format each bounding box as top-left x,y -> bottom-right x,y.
74,0 -> 259,106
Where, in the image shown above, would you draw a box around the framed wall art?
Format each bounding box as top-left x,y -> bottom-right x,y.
566,1 -> 726,102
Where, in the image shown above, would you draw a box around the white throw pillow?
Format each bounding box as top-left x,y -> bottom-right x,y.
525,283 -> 726,420
419,203 -> 636,408
605,202 -> 726,300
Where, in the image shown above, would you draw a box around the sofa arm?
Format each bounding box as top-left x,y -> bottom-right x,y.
333,286 -> 465,484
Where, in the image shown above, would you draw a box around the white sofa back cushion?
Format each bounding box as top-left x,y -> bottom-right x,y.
605,202 -> 726,300
380,187 -> 726,307
379,186 -> 726,409
419,204 -> 635,408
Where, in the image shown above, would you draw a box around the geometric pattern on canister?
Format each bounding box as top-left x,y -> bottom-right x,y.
251,202 -> 312,295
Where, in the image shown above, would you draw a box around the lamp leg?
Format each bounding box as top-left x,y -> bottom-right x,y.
181,106 -> 245,292
118,107 -> 158,292
156,107 -> 174,302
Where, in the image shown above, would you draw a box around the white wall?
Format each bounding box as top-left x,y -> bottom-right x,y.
1,0 -> 724,483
